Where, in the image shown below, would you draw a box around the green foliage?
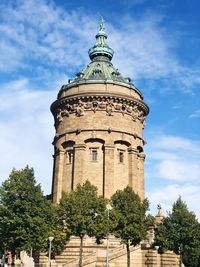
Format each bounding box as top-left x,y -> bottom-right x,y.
146,214 -> 156,227
58,180 -> 108,266
111,186 -> 149,267
155,197 -> 200,267
111,186 -> 149,246
45,204 -> 68,258
58,180 -> 108,241
0,166 -> 55,257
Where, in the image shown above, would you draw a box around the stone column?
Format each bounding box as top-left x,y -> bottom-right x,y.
128,147 -> 140,196
73,144 -> 86,190
103,144 -> 115,198
52,148 -> 65,203
137,153 -> 145,199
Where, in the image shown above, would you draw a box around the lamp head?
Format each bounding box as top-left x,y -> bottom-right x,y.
48,236 -> 54,242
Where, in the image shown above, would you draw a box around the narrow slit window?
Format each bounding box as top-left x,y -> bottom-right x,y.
92,149 -> 98,161
68,151 -> 73,164
119,152 -> 124,163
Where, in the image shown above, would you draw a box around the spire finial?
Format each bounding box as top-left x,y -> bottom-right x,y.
100,16 -> 105,31
88,18 -> 114,61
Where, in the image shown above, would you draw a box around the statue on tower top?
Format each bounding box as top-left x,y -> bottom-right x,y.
100,16 -> 105,31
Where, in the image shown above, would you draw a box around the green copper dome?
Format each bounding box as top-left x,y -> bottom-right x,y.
64,18 -> 139,90
88,17 -> 114,61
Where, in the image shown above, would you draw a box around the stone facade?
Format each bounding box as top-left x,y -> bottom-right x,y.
51,24 -> 149,203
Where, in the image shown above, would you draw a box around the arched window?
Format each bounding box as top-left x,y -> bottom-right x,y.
62,140 -> 75,164
85,138 -> 105,162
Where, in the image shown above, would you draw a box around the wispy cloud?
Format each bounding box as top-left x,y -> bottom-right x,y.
146,135 -> 200,182
0,0 -> 97,76
146,134 -> 200,218
0,78 -> 56,193
189,109 -> 200,119
0,0 -> 200,94
147,184 -> 200,219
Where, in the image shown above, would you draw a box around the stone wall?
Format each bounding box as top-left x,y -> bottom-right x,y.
51,82 -> 148,203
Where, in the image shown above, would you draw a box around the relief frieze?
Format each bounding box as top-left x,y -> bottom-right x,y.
54,96 -> 147,126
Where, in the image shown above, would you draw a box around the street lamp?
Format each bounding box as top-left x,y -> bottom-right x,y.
48,236 -> 54,267
155,246 -> 159,267
106,204 -> 112,267
179,246 -> 182,267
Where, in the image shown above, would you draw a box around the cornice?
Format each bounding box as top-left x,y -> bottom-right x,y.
51,93 -> 149,114
52,128 -> 146,145
58,79 -> 143,99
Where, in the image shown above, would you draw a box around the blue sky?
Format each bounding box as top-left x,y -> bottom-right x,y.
0,0 -> 199,218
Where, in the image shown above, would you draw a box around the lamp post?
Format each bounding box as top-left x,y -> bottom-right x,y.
48,236 -> 54,267
155,246 -> 159,267
106,204 -> 112,267
179,246 -> 182,267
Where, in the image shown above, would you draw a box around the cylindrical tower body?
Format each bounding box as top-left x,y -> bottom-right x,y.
51,22 -> 149,203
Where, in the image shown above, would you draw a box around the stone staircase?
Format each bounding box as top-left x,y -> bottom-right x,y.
38,236 -> 180,267
56,242 -> 141,267
57,236 -> 122,266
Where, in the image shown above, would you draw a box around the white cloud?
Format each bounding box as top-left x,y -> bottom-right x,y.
0,0 -> 96,74
145,134 -> 200,219
156,160 -> 200,181
152,135 -> 200,154
146,135 -> 200,182
147,184 -> 200,220
0,41 -> 24,72
0,79 -> 57,194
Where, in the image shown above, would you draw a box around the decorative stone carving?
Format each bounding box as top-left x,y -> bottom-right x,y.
106,99 -> 114,116
99,101 -> 106,109
53,95 -> 148,125
64,110 -> 69,117
132,106 -> 138,121
92,101 -> 98,112
56,109 -> 63,123
85,102 -> 92,109
114,103 -> 121,110
121,102 -> 126,115
127,106 -> 132,113
56,108 -> 70,124
76,100 -> 84,116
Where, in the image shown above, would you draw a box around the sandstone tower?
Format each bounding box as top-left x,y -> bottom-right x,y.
39,19 -> 181,267
51,19 -> 149,203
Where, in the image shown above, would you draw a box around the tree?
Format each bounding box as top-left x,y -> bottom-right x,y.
58,180 -> 108,267
0,166 -> 56,260
111,186 -> 149,267
154,197 -> 200,267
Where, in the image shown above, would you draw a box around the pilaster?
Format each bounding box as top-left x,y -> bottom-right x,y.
103,144 -> 115,198
137,153 -> 145,200
128,147 -> 141,197
73,144 -> 86,189
52,148 -> 65,203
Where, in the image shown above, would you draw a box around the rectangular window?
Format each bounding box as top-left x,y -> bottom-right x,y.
119,151 -> 124,163
68,151 -> 73,164
92,149 -> 98,161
